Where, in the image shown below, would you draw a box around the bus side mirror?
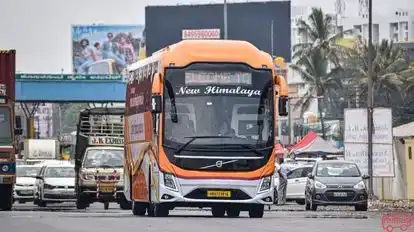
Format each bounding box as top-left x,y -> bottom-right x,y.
151,95 -> 162,113
279,97 -> 288,116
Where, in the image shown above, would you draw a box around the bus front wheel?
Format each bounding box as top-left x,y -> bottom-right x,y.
248,204 -> 264,218
211,206 -> 225,217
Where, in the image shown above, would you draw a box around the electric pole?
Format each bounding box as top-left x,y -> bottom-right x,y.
224,0 -> 228,39
367,0 -> 374,198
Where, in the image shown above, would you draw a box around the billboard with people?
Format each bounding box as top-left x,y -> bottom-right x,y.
71,25 -> 146,75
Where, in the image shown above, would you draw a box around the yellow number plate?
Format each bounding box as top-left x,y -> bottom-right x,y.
207,191 -> 231,198
100,186 -> 115,192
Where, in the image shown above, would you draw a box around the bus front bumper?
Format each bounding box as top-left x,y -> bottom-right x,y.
157,175 -> 274,206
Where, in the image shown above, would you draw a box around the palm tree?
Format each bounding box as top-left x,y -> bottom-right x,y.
343,39 -> 408,106
341,39 -> 414,125
291,8 -> 343,139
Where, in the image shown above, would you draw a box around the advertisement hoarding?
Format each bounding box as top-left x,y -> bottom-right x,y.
71,25 -> 146,75
344,108 -> 394,177
145,1 -> 291,61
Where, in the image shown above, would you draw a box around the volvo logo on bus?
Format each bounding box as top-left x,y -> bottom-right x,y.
215,160 -> 223,168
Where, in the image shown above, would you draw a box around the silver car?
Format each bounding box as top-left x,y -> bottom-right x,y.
14,164 -> 42,203
34,163 -> 76,207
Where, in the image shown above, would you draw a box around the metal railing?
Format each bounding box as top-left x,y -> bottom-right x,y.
78,115 -> 123,137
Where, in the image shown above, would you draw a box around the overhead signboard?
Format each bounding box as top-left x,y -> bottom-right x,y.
344,108 -> 394,177
182,29 -> 220,40
16,74 -> 124,81
89,136 -> 124,146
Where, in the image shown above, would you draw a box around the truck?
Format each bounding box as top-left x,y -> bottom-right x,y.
22,139 -> 59,164
0,49 -> 23,210
74,107 -> 131,210
123,40 -> 288,217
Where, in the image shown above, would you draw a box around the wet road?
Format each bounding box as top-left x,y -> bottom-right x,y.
0,202 -> 392,232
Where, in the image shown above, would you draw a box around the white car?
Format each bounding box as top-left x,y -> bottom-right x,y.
14,164 -> 42,203
274,165 -> 314,205
34,163 -> 76,207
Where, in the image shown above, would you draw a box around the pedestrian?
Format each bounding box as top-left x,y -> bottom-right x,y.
277,157 -> 290,205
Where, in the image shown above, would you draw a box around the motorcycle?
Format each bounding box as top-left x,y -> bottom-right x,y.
95,169 -> 119,210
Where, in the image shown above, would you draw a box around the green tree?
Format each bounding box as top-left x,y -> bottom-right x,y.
290,7 -> 343,139
342,39 -> 414,125
61,103 -> 88,133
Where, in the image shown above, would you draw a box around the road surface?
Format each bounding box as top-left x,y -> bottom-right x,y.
0,202 -> 393,232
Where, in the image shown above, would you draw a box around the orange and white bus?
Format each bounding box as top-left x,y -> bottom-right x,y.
123,40 -> 288,218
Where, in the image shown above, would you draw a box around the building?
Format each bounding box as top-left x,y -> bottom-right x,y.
397,41 -> 414,62
287,4 -> 414,130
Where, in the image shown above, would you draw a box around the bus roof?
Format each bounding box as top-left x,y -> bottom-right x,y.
131,40 -> 274,70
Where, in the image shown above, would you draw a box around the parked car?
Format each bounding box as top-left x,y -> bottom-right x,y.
274,165 -> 313,204
14,164 -> 42,203
304,160 -> 369,211
34,163 -> 76,207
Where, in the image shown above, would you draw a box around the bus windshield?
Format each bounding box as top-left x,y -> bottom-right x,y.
163,63 -> 274,150
0,107 -> 12,143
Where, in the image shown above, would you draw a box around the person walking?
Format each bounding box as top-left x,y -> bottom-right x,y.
277,157 -> 290,205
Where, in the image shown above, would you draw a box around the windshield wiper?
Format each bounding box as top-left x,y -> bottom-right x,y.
175,136 -> 231,155
219,144 -> 267,156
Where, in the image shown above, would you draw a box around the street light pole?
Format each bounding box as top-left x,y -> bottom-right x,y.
224,0 -> 228,39
367,0 -> 374,198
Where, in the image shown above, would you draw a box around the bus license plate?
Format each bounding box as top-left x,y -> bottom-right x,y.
100,186 -> 115,193
333,192 -> 347,197
207,191 -> 231,198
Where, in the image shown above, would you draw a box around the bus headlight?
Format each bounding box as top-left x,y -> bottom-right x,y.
163,173 -> 178,191
258,176 -> 272,193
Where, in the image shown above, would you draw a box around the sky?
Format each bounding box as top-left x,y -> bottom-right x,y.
0,0 -> 412,73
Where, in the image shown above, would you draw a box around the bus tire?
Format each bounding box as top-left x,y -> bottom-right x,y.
248,204 -> 264,218
0,184 -> 13,211
153,203 -> 169,217
226,207 -> 240,217
132,201 -> 147,216
211,206 -> 225,217
119,194 -> 132,210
